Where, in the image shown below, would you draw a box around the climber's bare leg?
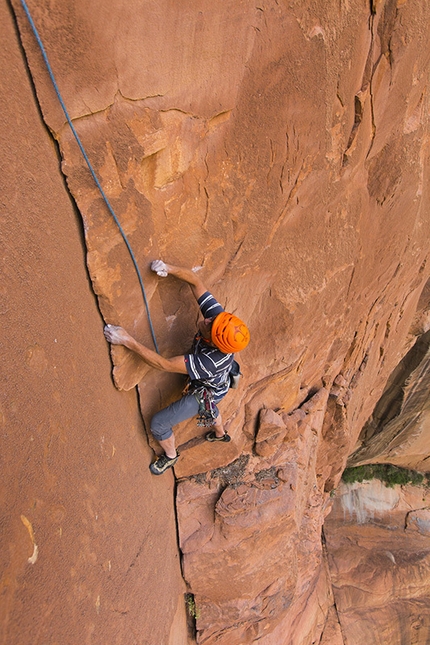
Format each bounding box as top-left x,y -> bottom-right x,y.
158,435 -> 177,459
213,412 -> 226,437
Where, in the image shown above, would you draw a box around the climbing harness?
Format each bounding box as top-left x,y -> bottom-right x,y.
182,379 -> 217,427
194,387 -> 217,427
18,0 -> 159,352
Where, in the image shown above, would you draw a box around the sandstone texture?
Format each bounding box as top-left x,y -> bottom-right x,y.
4,0 -> 430,643
349,327 -> 430,471
1,3 -> 187,644
324,480 -> 430,645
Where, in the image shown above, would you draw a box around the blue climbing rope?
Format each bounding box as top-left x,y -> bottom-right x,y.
19,0 -> 159,353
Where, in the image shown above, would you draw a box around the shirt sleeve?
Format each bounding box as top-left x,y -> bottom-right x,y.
197,292 -> 224,319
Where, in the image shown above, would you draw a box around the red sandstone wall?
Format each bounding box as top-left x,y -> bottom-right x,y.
1,2 -> 187,644
3,0 -> 430,643
324,480 -> 430,644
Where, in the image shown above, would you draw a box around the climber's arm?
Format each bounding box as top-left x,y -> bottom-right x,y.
103,325 -> 188,374
151,260 -> 207,301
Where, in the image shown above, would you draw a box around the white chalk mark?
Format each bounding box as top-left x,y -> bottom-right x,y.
28,544 -> 39,564
385,550 -> 396,564
21,515 -> 39,564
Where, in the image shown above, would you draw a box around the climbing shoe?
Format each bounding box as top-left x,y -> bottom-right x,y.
149,452 -> 179,475
205,431 -> 231,442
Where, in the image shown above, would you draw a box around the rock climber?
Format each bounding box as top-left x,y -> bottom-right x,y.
103,260 -> 250,475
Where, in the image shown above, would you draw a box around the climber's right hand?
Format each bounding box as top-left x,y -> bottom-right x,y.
150,260 -> 168,277
104,324 -> 133,346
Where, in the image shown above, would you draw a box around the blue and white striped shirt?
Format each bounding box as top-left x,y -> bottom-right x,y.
184,292 -> 234,401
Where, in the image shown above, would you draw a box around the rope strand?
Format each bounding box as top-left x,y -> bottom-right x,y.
19,0 -> 159,352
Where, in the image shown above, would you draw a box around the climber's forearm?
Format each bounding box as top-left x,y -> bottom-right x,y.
123,336 -> 167,370
125,338 -> 188,374
164,264 -> 207,300
103,325 -> 188,374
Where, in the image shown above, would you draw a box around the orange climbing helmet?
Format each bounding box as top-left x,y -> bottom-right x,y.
211,312 -> 250,353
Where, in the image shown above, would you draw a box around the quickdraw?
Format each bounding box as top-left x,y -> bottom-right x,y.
194,387 -> 217,427
182,379 -> 218,427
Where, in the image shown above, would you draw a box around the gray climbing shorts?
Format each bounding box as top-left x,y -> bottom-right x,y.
150,393 -> 220,442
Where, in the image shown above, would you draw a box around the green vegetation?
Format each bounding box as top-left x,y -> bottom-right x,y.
185,593 -> 200,620
342,464 -> 429,488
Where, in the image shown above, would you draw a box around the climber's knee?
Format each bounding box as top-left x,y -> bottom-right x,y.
150,410 -> 174,442
150,395 -> 200,442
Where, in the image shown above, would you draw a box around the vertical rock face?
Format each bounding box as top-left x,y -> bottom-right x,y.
1,3 -> 187,645
324,481 -> 430,645
5,0 -> 430,643
177,389 -> 335,644
349,325 -> 430,471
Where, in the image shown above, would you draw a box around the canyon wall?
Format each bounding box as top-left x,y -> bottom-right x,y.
1,2 -> 187,644
324,480 -> 430,645
3,0 -> 430,643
